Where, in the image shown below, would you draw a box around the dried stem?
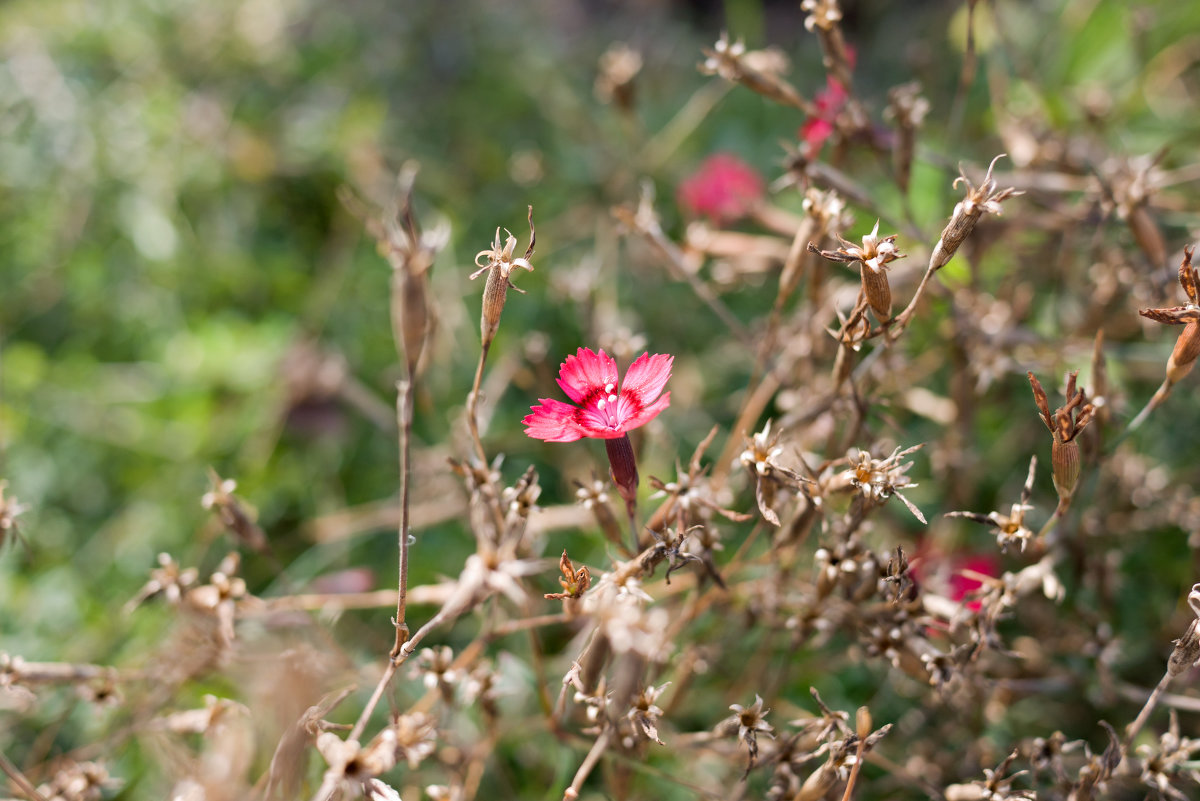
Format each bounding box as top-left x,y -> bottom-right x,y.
0,746 -> 46,801
466,343 -> 491,466
1123,668 -> 1172,752
563,728 -> 612,801
392,379 -> 413,659
1125,377 -> 1172,433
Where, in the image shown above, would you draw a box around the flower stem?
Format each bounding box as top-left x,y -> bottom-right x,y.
467,343 -> 491,466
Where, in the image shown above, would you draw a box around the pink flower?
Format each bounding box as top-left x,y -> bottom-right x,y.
912,542 -> 1001,612
799,76 -> 848,156
523,347 -> 673,443
677,154 -> 765,224
799,45 -> 857,157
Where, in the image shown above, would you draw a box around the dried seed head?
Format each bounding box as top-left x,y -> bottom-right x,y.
1106,153 -> 1166,267
471,206 -> 536,350
1168,620 -> 1200,677
844,444 -> 927,523
201,468 -> 267,553
545,550 -> 591,601
1141,246 -> 1200,386
1028,372 -> 1093,498
340,165 -> 448,376
700,33 -> 812,113
809,221 -> 905,322
594,42 -> 642,111
860,263 -> 892,320
884,82 -> 929,193
0,480 -> 28,550
802,0 -> 842,32
931,155 -> 1021,271
1168,321 -> 1200,383
1051,439 -> 1081,498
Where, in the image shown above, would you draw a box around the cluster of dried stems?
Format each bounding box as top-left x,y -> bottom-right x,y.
7,4 -> 1200,801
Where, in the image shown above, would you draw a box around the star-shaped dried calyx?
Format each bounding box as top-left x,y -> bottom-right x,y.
739,420 -> 811,526
809,221 -> 906,322
125,553 -> 200,612
845,444 -> 927,524
626,682 -> 670,745
722,694 -> 775,775
946,456 -> 1038,552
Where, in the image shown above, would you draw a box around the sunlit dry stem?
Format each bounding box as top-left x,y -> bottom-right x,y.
342,381 -> 414,748
839,706 -> 872,801
0,746 -> 46,801
1124,585 -> 1200,751
564,728 -> 613,800
392,379 -> 413,660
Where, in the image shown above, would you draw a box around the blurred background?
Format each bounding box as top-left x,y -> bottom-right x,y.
4,0 -> 1200,797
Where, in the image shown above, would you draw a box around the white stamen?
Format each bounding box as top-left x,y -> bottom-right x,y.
607,394 -> 617,404
604,383 -> 615,393
597,399 -> 606,410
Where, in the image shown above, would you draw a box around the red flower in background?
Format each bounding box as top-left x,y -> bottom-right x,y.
677,154 -> 765,224
799,76 -> 848,156
799,44 -> 857,157
912,543 -> 1001,612
523,347 -> 673,442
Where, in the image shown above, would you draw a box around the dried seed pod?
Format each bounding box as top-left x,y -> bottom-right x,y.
860,264 -> 892,320
1028,371 -> 1093,499
884,82 -> 930,194
1050,439 -> 1080,498
471,206 -> 536,350
809,221 -> 905,323
1167,320 -> 1200,383
1168,620 -> 1200,677
930,155 -> 1021,272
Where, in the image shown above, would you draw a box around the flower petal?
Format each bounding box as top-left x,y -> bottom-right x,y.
620,352 -> 673,406
617,390 -> 671,433
556,347 -> 618,405
573,399 -> 624,439
523,399 -> 585,442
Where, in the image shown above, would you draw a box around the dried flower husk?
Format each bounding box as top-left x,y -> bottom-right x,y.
1167,320 -> 1200,383
861,264 -> 892,320
1051,439 -> 1080,497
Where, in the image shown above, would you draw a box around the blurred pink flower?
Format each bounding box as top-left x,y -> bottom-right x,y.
677,154 -> 765,224
912,543 -> 1001,612
799,76 -> 848,156
800,45 -> 857,156
523,347 -> 672,442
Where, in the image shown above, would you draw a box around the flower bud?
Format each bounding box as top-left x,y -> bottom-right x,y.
605,434 -> 640,507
